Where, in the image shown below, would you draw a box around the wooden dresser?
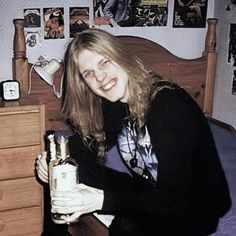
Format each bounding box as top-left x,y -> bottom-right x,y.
0,97 -> 45,235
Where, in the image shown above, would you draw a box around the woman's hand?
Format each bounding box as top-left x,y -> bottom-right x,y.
35,151 -> 49,183
51,183 -> 104,223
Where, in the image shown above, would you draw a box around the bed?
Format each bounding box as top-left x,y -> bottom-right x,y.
13,18 -> 236,236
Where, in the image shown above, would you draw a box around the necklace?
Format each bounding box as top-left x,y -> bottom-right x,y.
123,118 -> 156,183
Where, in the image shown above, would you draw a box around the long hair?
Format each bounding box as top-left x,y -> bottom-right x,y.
61,28 -> 165,158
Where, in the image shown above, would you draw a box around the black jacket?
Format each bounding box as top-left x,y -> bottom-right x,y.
69,86 -> 231,235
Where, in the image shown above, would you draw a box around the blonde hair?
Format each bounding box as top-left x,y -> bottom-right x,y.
61,28 -> 165,158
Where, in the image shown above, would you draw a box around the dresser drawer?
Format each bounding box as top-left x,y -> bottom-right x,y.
0,106 -> 44,148
0,145 -> 41,181
0,177 -> 42,212
0,206 -> 42,236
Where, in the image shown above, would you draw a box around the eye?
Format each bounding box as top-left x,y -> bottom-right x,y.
100,57 -> 111,69
83,70 -> 95,80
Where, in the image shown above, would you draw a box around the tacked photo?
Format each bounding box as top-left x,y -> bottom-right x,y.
173,0 -> 208,28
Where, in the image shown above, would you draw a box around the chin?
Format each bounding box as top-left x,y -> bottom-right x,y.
105,92 -> 126,103
107,97 -> 119,103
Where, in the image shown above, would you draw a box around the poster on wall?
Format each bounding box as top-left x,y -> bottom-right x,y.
173,0 -> 208,28
228,23 -> 236,67
43,8 -> 65,39
232,70 -> 236,95
225,0 -> 236,11
24,8 -> 41,28
69,7 -> 89,38
94,0 -> 168,27
24,8 -> 41,48
25,30 -> 41,48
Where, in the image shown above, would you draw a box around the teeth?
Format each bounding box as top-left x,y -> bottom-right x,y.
102,80 -> 115,90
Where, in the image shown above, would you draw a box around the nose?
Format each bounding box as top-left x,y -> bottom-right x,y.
95,70 -> 107,82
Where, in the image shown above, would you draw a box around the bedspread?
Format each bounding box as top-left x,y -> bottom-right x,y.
209,122 -> 236,236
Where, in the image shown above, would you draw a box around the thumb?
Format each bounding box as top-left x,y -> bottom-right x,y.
61,211 -> 81,224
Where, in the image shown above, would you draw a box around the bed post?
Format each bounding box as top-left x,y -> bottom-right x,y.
12,19 -> 29,94
203,18 -> 218,117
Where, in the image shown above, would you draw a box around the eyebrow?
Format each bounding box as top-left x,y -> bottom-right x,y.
80,56 -> 109,76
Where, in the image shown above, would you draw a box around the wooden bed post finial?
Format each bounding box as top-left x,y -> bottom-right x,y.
12,18 -> 29,94
205,18 -> 218,54
13,19 -> 26,59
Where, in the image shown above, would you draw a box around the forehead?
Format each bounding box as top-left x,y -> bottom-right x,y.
79,49 -> 104,59
78,49 -> 106,69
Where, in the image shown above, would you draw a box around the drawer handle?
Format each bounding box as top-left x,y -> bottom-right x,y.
0,220 -> 4,232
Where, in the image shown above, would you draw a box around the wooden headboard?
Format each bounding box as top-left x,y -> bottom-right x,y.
14,18 -> 218,131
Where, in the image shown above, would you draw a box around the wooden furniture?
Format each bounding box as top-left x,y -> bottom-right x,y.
0,97 -> 45,236
119,18 -> 218,117
12,19 -> 29,93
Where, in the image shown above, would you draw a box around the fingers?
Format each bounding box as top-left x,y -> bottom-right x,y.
51,183 -> 104,217
52,205 -> 81,214
51,191 -> 84,209
52,197 -> 84,208
61,212 -> 81,224
51,188 -> 84,215
51,185 -> 79,198
35,151 -> 49,183
52,196 -> 84,215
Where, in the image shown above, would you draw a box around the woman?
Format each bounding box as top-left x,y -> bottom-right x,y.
36,28 -> 231,236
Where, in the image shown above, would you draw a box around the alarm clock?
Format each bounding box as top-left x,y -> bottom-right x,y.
0,80 -> 21,101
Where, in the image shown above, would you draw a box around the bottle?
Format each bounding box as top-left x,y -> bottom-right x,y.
48,135 -> 78,224
45,130 -> 56,164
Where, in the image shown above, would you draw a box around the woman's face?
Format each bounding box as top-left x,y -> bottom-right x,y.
78,49 -> 129,103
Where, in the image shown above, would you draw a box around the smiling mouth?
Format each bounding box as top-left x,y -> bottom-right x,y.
101,78 -> 116,91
